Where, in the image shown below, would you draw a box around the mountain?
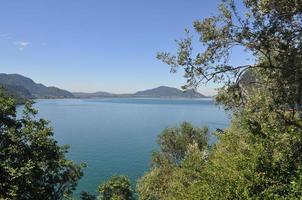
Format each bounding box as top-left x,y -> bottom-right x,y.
0,73 -> 74,99
2,84 -> 34,99
1,84 -> 33,104
0,73 -> 207,100
73,91 -> 117,98
74,86 -> 207,98
134,86 -> 206,98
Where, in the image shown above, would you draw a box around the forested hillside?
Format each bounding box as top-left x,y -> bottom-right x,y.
0,73 -> 74,99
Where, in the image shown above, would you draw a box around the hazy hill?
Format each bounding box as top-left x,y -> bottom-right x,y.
73,91 -> 117,98
74,86 -> 207,98
1,84 -> 33,104
134,86 -> 206,98
0,73 -> 207,100
0,73 -> 74,99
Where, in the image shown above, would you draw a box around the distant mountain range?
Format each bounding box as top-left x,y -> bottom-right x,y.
73,91 -> 116,98
0,73 -> 74,102
133,86 -> 206,98
0,73 -> 207,102
73,86 -> 207,98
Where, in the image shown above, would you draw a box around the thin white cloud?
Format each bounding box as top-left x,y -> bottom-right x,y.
13,41 -> 30,51
0,33 -> 31,50
0,33 -> 11,39
0,33 -> 8,37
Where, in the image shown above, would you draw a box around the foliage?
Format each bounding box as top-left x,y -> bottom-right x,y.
138,0 -> 302,199
98,175 -> 133,200
80,191 -> 97,200
157,0 -> 302,111
152,122 -> 208,167
137,122 -> 209,200
0,91 -> 84,200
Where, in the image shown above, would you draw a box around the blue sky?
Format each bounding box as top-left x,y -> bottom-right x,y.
0,0 -> 251,95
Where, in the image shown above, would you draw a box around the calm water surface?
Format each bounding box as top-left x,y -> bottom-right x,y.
27,98 -> 230,195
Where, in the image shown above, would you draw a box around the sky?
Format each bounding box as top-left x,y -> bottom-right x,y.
0,0 -> 252,95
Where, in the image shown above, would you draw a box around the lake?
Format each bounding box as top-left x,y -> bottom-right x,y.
26,98 -> 230,196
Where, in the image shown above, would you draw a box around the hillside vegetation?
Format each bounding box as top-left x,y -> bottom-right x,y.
0,73 -> 74,99
136,0 -> 302,199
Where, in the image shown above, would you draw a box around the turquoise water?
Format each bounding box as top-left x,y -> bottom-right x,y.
29,98 -> 229,195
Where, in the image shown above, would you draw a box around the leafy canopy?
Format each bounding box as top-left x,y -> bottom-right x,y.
158,0 -> 302,111
137,122 -> 209,200
98,175 -> 134,200
0,91 -> 84,200
152,122 -> 208,167
139,0 -> 302,199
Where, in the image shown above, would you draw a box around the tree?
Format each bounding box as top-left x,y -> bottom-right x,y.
157,0 -> 302,112
153,122 -> 208,167
0,89 -> 18,129
0,91 -> 84,200
138,0 -> 302,199
98,175 -> 133,200
80,191 -> 97,200
137,122 -> 209,200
